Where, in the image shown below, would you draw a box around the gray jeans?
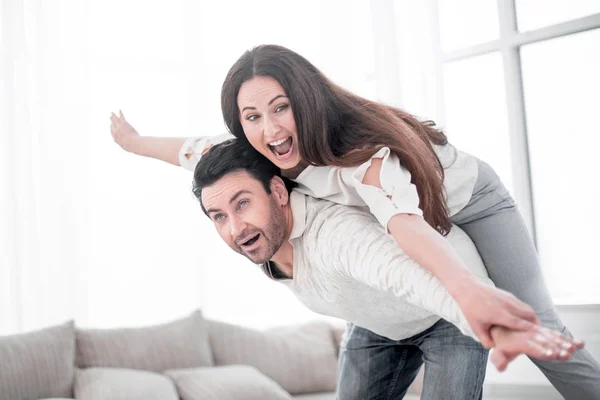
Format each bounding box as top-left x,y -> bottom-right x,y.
451,159 -> 600,399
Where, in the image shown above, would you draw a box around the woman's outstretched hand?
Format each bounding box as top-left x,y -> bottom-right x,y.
108,111 -> 190,166
490,325 -> 584,371
110,110 -> 140,153
452,278 -> 541,348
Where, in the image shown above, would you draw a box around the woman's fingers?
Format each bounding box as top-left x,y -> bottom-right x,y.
527,327 -> 582,360
527,337 -> 559,359
536,326 -> 583,355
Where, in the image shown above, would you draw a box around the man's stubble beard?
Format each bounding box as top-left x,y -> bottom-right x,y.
242,197 -> 287,264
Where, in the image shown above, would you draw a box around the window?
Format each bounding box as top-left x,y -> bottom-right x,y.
369,0 -> 600,386
430,1 -> 600,302
521,28 -> 600,301
438,0 -> 500,51
443,52 -> 513,190
515,0 -> 600,32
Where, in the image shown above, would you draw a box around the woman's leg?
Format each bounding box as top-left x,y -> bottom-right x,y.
452,159 -> 600,399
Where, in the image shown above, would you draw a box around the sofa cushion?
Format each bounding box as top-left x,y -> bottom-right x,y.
76,310 -> 213,372
165,365 -> 292,400
207,320 -> 338,394
0,320 -> 75,400
75,368 -> 178,400
292,394 -> 337,400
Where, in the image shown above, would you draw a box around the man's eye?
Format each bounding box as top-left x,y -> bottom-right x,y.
239,200 -> 249,209
214,214 -> 225,221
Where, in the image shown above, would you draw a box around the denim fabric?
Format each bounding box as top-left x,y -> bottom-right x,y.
337,319 -> 488,400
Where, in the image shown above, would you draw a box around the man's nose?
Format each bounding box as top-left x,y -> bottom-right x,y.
230,215 -> 247,238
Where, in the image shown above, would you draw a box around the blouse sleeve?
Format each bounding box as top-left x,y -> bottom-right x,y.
350,147 -> 423,230
178,133 -> 235,171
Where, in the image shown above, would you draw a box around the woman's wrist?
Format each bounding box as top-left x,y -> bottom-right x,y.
443,271 -> 480,298
124,135 -> 145,155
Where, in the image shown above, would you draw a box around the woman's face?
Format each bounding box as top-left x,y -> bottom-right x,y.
237,76 -> 302,170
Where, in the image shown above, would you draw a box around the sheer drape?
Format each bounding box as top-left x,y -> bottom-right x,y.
1,0 -> 378,334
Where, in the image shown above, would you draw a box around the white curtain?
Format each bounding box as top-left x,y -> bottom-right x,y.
1,0 -> 92,334
1,0 -> 377,334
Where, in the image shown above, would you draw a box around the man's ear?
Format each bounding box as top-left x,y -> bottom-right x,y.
270,176 -> 290,206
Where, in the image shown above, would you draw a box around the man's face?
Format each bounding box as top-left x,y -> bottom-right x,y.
201,170 -> 287,264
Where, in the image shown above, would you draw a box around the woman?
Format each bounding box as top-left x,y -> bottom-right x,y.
110,45 -> 600,398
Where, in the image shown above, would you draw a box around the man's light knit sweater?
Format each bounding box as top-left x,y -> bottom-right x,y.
276,192 -> 494,341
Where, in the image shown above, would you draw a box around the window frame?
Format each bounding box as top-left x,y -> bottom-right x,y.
430,1 -> 600,247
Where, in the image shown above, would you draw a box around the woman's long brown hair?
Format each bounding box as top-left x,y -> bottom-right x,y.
222,45 -> 451,234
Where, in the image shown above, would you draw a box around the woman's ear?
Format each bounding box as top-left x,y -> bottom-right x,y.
270,176 -> 290,206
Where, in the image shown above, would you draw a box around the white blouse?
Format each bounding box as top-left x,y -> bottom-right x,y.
178,134 -> 479,227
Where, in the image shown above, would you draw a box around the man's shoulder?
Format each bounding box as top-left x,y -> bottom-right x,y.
303,193 -> 351,218
300,193 -> 379,237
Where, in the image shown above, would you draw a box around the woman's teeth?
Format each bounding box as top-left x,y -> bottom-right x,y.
268,137 -> 293,156
269,137 -> 289,146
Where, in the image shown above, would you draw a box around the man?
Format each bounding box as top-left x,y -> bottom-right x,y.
190,139 -> 580,399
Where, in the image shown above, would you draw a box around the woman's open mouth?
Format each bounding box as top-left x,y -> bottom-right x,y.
267,136 -> 294,160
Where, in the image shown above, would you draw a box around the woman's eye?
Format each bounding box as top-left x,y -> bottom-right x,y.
246,114 -> 259,122
239,200 -> 249,209
275,104 -> 289,113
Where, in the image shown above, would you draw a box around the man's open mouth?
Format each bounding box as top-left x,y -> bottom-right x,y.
240,233 -> 260,247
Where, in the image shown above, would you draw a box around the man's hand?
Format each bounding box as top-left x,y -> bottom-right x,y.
490,325 -> 584,371
110,110 -> 140,153
451,278 -> 540,348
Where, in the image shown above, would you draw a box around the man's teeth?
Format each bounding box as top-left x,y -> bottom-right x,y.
269,137 -> 290,147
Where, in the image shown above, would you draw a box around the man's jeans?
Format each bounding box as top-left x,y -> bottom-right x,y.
337,319 -> 488,400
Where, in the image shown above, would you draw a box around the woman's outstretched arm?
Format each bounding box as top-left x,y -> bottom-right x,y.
362,156 -> 539,349
109,111 -> 233,168
110,111 -> 187,166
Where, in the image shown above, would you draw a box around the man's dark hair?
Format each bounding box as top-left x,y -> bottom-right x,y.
192,139 -> 296,215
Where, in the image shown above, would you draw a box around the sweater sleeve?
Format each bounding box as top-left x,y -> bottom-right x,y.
178,133 -> 235,171
319,207 -> 479,340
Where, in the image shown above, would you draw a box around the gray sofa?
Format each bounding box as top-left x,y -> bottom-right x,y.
0,310 -> 342,400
